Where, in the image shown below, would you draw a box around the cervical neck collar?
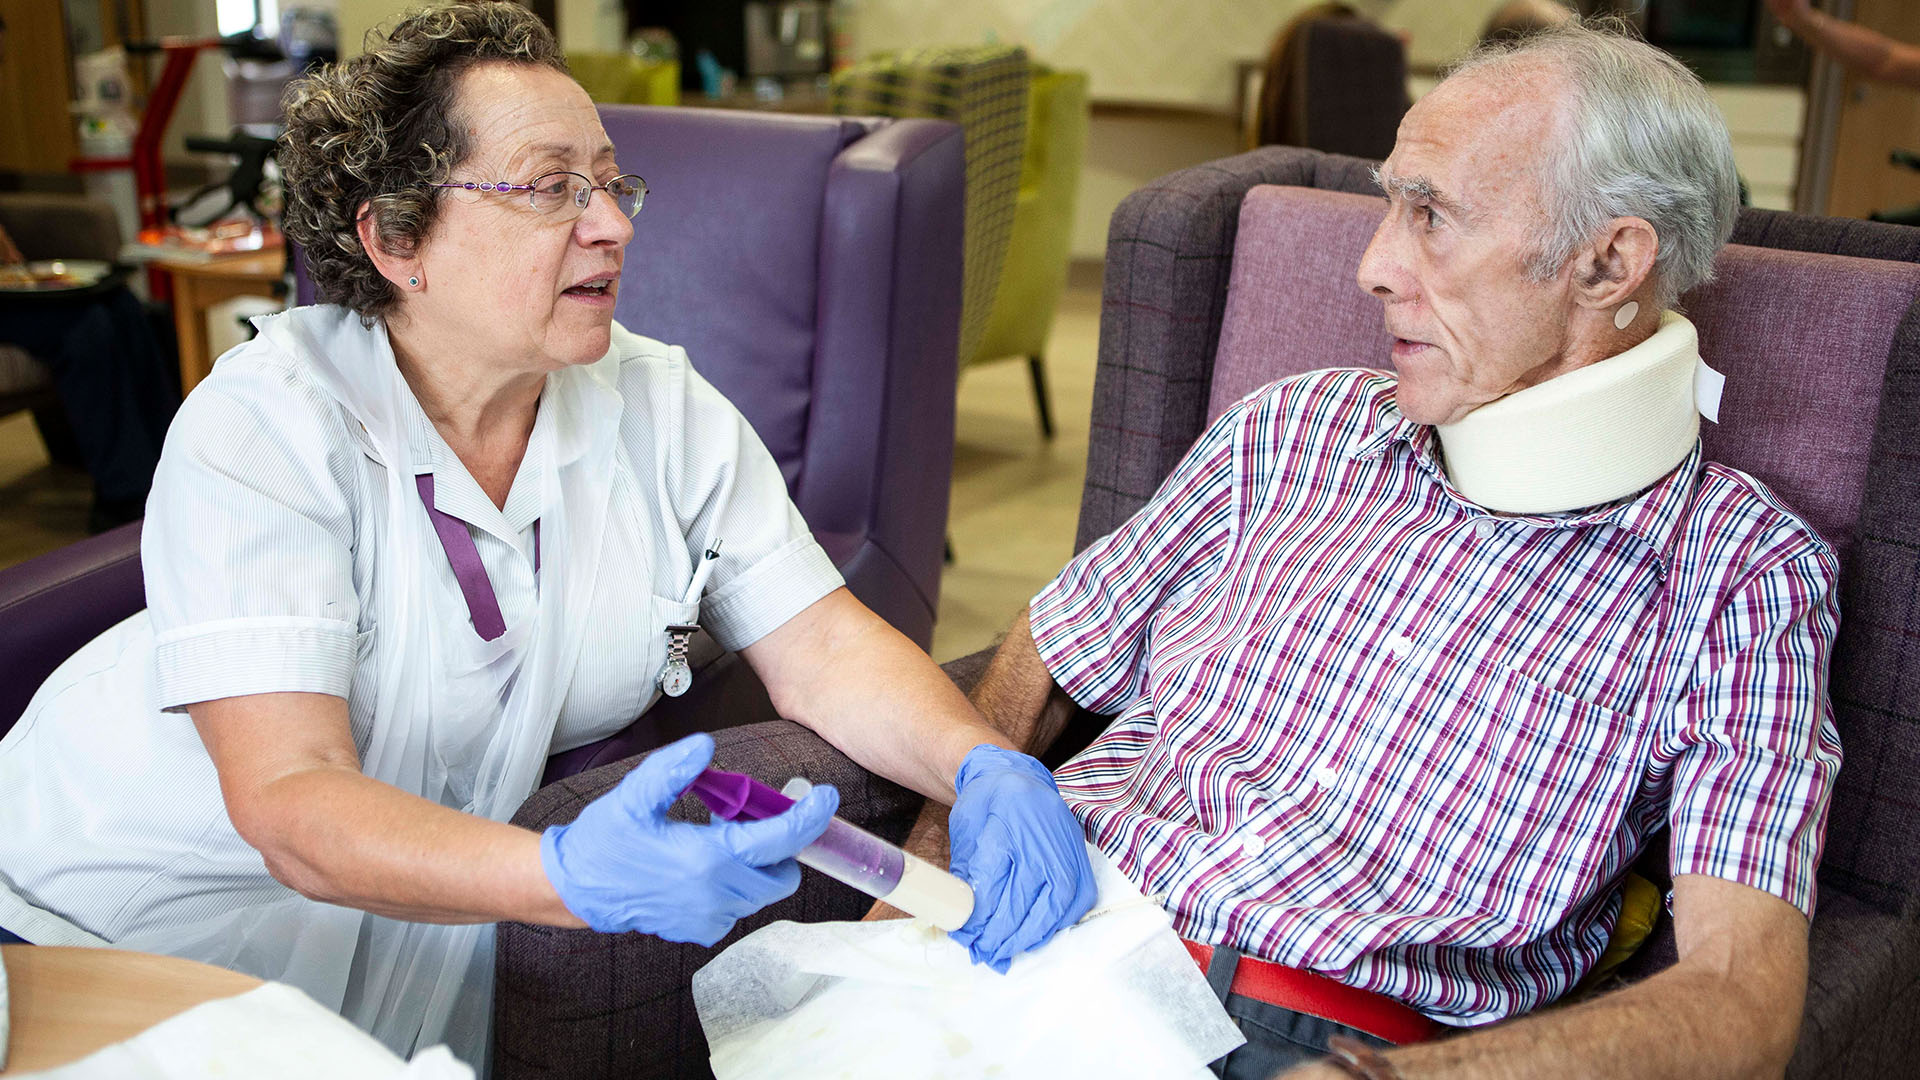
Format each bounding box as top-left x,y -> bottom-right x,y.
1434,311 -> 1707,515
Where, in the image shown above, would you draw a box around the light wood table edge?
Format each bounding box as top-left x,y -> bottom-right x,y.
2,945 -> 262,1074
154,251 -> 287,397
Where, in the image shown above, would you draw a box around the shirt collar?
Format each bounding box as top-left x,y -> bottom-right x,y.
1346,392 -> 1699,568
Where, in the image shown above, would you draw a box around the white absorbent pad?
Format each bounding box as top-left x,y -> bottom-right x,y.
692,844 -> 1245,1079
13,982 -> 472,1079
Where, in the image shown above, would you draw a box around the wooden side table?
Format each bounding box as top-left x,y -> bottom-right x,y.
154,250 -> 286,396
0,945 -> 261,1074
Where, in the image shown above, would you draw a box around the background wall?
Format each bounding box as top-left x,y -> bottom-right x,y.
854,0 -> 1509,259
851,0 -> 1504,107
308,0 -> 1808,255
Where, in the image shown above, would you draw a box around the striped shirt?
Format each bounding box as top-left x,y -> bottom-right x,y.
1030,369 -> 1841,1026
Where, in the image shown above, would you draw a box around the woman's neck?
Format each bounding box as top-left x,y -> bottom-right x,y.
388,323 -> 544,509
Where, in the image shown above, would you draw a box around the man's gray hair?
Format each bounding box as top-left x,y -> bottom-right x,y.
1447,19 -> 1739,309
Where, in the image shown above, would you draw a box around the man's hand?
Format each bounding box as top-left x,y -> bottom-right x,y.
946,745 -> 1097,971
1272,875 -> 1808,1079
0,221 -> 23,266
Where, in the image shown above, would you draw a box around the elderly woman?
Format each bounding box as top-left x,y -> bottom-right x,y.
0,1 -> 1093,1065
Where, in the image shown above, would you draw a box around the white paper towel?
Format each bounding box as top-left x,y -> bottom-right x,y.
693,844 -> 1245,1079
12,982 -> 472,1079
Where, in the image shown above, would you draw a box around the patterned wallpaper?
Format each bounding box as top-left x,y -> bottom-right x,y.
851,0 -> 1503,108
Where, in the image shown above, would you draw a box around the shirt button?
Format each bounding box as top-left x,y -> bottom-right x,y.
1238,833 -> 1265,859
1383,632 -> 1414,660
1312,764 -> 1340,788
1473,519 -> 1500,540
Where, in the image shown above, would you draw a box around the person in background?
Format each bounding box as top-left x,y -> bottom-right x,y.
0,216 -> 180,532
0,10 -> 179,531
1767,0 -> 1920,87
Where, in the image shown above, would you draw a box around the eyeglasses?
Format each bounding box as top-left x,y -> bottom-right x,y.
432,171 -> 648,219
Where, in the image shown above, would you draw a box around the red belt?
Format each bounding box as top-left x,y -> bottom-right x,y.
1183,939 -> 1441,1046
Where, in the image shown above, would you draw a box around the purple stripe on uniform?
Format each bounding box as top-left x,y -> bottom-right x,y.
416,473 -> 508,642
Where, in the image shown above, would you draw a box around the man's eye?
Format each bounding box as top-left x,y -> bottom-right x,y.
539,177 -> 572,196
1423,206 -> 1443,230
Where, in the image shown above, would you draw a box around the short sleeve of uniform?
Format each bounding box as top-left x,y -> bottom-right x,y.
648,350 -> 842,652
1027,400 -> 1246,715
1665,544 -> 1843,917
143,357 -> 362,710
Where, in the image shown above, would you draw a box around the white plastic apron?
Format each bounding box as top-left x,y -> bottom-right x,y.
114,309 -> 621,1069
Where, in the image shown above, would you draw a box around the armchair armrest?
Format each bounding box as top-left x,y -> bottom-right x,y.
0,522 -> 145,735
805,117 -> 965,648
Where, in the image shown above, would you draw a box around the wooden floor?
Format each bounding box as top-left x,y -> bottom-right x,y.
0,276 -> 1103,664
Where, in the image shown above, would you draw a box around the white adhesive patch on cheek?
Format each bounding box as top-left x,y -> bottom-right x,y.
1614,300 -> 1639,330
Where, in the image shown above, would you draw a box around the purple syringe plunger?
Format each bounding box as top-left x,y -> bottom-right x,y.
684,767 -> 973,930
685,767 -> 800,822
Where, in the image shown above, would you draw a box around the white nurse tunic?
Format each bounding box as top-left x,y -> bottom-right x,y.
0,305 -> 843,1065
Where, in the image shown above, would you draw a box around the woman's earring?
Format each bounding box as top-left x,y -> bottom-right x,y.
407,276 -> 420,288
1613,300 -> 1639,330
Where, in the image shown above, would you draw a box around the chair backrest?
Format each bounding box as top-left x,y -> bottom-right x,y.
1208,186 -> 1920,566
832,45 -> 1030,366
1255,11 -> 1408,160
601,106 -> 878,491
597,104 -> 964,647
973,67 -> 1088,368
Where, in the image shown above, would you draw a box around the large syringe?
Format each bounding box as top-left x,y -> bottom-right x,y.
685,767 -> 976,931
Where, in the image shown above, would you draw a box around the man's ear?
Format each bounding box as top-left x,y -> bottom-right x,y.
1571,216 -> 1658,311
354,200 -> 422,291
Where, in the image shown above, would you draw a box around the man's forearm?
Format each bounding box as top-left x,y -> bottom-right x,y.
1786,8 -> 1920,85
864,611 -> 1069,921
970,607 -> 1079,756
1285,959 -> 1796,1080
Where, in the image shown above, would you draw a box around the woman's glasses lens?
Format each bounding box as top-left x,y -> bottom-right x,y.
526,173 -> 646,218
528,174 -> 579,214
608,175 -> 646,218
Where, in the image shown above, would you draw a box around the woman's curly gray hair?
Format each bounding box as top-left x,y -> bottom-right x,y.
279,2 -> 568,318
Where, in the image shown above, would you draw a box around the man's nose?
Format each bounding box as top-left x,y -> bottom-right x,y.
1355,214 -> 1403,300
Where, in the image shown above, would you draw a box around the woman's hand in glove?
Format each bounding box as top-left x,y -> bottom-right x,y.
946,744 -> 1097,971
539,732 -> 838,944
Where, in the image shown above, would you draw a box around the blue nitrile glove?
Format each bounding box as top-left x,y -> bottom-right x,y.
539,732 -> 839,944
946,744 -> 1097,972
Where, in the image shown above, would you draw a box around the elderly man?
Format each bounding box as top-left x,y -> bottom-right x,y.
903,21 -> 1839,1080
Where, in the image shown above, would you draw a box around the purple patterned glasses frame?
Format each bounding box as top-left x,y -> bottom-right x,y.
432,171 -> 648,220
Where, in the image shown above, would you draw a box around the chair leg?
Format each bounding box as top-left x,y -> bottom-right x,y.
1027,355 -> 1055,440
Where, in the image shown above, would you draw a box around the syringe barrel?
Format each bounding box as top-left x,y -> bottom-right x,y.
782,780 -> 975,931
796,817 -> 903,893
